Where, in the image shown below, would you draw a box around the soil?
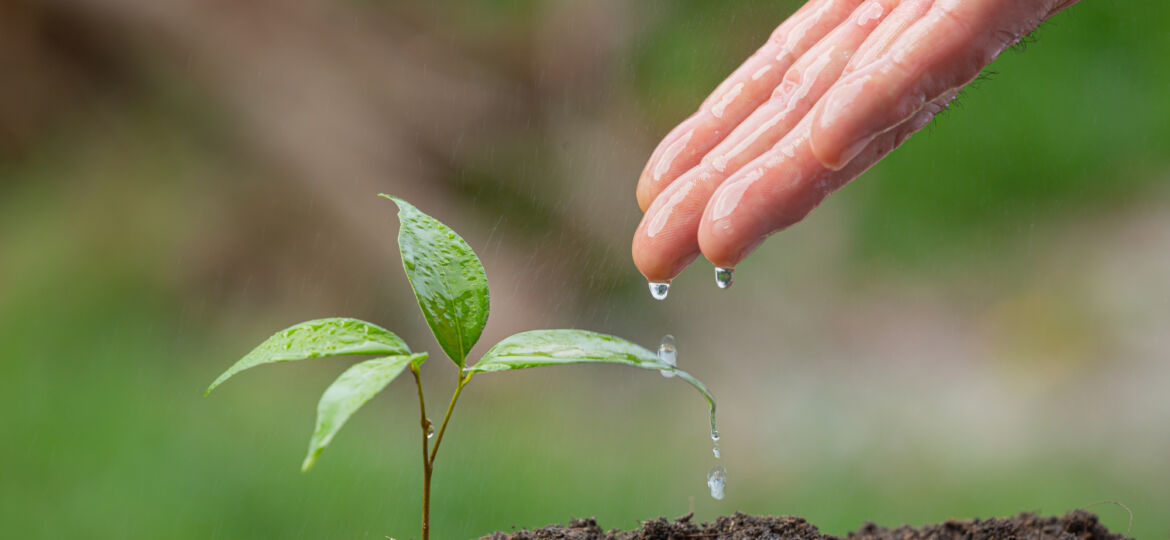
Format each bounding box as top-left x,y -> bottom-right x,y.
480,510 -> 1129,540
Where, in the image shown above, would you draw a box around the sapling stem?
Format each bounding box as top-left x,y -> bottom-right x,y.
410,365 -> 431,540
411,368 -> 472,540
428,373 -> 471,465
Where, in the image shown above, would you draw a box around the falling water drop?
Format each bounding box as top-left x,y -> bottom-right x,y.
714,267 -> 734,289
658,334 -> 677,378
707,410 -> 725,488
707,465 -> 727,500
648,281 -> 670,300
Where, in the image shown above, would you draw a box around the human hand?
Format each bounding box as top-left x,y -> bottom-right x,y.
632,0 -> 1080,293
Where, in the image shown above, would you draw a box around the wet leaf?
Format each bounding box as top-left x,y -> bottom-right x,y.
468,329 -> 715,414
303,353 -> 427,471
206,318 -> 410,395
381,195 -> 489,368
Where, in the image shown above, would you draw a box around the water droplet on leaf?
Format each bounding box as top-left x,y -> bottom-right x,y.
658,334 -> 677,378
648,282 -> 670,300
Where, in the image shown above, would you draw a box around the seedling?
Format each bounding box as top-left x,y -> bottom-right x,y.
206,196 -> 715,539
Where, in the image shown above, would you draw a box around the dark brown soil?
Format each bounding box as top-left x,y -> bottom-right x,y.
480,510 -> 1129,540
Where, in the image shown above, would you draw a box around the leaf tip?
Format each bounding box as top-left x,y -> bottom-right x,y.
377,193 -> 407,209
302,444 -> 324,472
204,374 -> 228,396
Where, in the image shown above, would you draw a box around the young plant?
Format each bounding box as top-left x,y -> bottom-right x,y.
206,195 -> 715,539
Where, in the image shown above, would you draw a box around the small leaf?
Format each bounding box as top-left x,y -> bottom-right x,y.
468,329 -> 715,414
206,318 -> 410,395
303,353 -> 427,471
381,195 -> 489,368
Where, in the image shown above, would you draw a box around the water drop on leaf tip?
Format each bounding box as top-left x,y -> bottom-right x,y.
648,282 -> 670,300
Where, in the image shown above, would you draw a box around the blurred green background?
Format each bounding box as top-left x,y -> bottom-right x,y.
2,0 -> 1169,538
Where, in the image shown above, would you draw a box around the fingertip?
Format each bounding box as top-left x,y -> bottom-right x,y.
695,179 -> 757,268
635,172 -> 653,212
632,231 -> 698,283
697,206 -> 765,270
632,179 -> 710,282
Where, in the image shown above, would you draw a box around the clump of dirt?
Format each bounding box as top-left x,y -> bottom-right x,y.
480,510 -> 1129,540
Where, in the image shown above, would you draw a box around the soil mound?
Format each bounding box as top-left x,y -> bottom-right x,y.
480,509 -> 1128,540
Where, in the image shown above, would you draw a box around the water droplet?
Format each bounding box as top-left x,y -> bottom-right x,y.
426,423 -> 435,439
707,464 -> 727,500
648,282 -> 670,300
658,334 -> 677,378
714,267 -> 734,289
708,410 -> 722,457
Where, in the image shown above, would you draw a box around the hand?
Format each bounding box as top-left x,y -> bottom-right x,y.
632,0 -> 1080,287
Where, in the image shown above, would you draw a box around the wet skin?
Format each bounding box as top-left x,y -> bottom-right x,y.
632,0 -> 1083,282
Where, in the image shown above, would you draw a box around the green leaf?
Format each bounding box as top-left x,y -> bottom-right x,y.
381,194 -> 490,368
303,353 -> 427,471
468,329 -> 715,415
206,318 -> 410,395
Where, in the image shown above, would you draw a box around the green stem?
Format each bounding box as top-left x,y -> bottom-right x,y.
411,366 -> 431,540
428,372 -> 471,465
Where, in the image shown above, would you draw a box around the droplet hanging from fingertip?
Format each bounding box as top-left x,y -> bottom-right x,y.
715,267 -> 734,289
649,281 -> 670,300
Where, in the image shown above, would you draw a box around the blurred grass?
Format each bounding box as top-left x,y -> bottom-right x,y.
3,0 -> 1169,539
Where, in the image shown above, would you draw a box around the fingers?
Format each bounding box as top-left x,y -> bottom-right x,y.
632,0 -> 900,282
843,0 -> 936,76
697,90 -> 957,268
634,0 -> 1071,282
632,171 -> 714,281
635,0 -> 865,211
809,0 -> 1054,170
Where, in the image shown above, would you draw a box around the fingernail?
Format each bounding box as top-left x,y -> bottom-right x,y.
828,134 -> 875,171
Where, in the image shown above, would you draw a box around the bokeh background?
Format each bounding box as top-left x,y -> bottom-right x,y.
3,0 -> 1169,538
